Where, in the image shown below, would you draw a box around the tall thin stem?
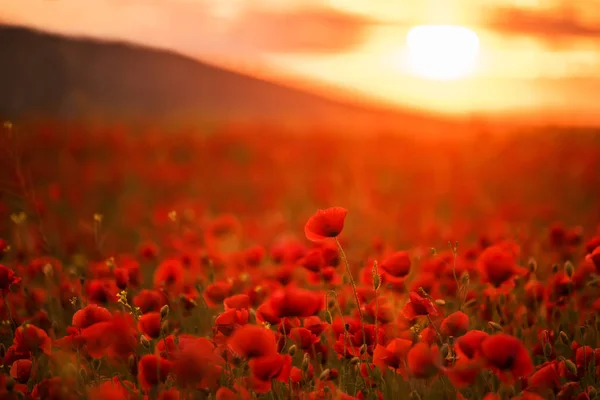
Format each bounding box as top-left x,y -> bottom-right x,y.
334,238 -> 366,345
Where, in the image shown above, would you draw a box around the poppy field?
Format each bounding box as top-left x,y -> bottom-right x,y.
0,121 -> 600,400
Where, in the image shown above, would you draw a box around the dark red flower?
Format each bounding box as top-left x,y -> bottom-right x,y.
268,287 -> 324,318
138,312 -> 162,339
480,334 -> 534,383
13,324 -> 51,355
228,325 -> 278,359
380,251 -> 411,278
138,355 -> 172,390
407,342 -> 440,379
305,207 -> 348,242
71,304 -> 112,329
440,311 -> 469,337
477,245 -> 521,288
0,265 -> 20,291
402,292 -> 438,320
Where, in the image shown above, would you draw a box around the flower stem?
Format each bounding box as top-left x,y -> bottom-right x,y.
334,238 -> 366,345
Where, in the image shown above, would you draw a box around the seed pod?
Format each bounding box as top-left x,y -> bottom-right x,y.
288,345 -> 297,356
564,261 -> 575,278
528,257 -> 537,273
319,369 -> 331,380
301,353 -> 310,372
565,359 -> 578,375
409,391 -> 421,400
463,298 -> 477,309
372,261 -> 381,291
543,343 -> 553,358
488,321 -> 503,332
359,344 -> 368,355
140,335 -> 150,348
160,305 -> 170,320
5,377 -> 15,392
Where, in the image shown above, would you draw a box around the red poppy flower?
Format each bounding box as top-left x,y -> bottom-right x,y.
407,342 -> 441,379
138,312 -> 162,339
228,325 -> 278,359
216,386 -> 252,400
13,324 -> 51,355
380,251 -> 412,278
446,357 -> 483,388
171,337 -> 224,390
0,265 -> 20,291
479,334 -> 534,383
10,359 -> 32,384
268,287 -> 324,318
454,330 -> 488,360
71,304 -> 112,329
133,289 -> 167,314
138,354 -> 172,390
402,292 -> 438,320
249,354 -> 292,393
440,311 -> 469,337
224,294 -> 250,310
304,207 -> 348,242
373,338 -> 413,375
477,245 -> 521,288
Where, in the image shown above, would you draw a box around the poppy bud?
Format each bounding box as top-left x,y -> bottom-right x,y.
0,343 -> 6,359
463,298 -> 477,309
324,311 -> 333,325
528,257 -> 537,273
543,343 -> 553,358
372,261 -> 381,291
344,323 -> 350,332
288,345 -> 297,356
5,377 -> 15,392
319,369 -> 331,380
564,261 -> 575,278
79,368 -> 87,382
587,276 -> 600,287
359,344 -> 368,355
440,344 -> 450,359
589,386 -> 597,399
488,321 -> 503,332
565,359 -> 578,375
160,305 -> 169,320
560,331 -> 569,344
552,264 -> 559,273
140,335 -> 150,348
460,272 -> 470,289
435,299 -> 445,306
350,357 -> 360,365
301,353 -> 310,372
409,391 -> 421,400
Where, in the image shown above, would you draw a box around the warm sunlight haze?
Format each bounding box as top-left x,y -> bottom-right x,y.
405,25 -> 480,81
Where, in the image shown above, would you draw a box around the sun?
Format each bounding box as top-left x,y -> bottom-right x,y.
406,25 -> 480,81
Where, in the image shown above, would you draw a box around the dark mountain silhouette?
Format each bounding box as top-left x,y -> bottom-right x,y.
0,24 -> 449,129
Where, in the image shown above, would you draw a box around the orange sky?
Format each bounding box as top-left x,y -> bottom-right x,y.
2,0 -> 600,120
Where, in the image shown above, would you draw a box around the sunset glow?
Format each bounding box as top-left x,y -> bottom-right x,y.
405,25 -> 480,81
2,0 -> 600,121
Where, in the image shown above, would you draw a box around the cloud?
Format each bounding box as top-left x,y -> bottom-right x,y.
485,5 -> 600,48
229,7 -> 377,53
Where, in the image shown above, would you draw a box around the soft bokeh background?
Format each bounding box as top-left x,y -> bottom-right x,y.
2,0 -> 600,122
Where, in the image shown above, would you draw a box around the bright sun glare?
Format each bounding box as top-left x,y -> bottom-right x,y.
406,25 -> 480,81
